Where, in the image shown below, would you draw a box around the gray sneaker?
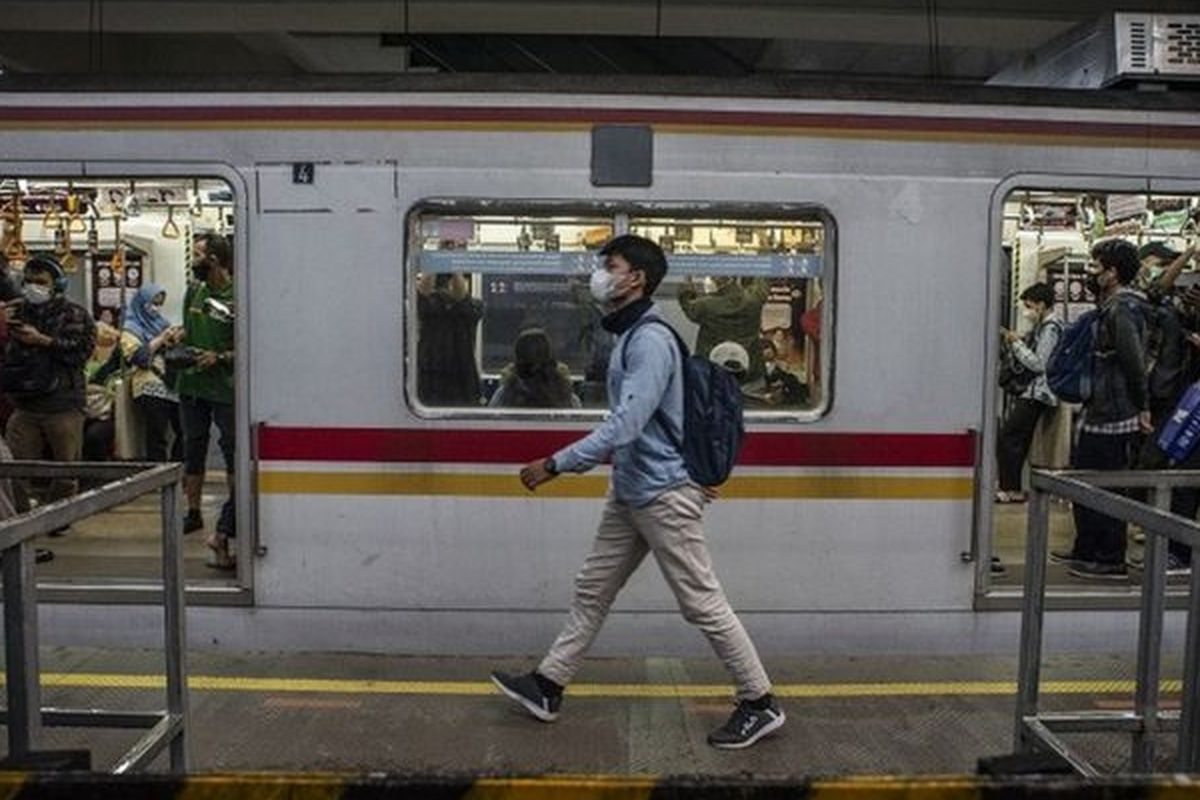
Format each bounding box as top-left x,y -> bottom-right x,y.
1068,560 -> 1128,581
490,670 -> 561,722
707,697 -> 786,749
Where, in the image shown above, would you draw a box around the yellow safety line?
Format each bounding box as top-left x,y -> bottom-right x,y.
17,672 -> 1183,698
465,776 -> 658,800
257,471 -> 974,500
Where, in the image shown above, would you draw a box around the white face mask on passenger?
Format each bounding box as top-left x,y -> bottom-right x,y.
1021,307 -> 1039,322
590,269 -> 622,303
22,284 -> 51,305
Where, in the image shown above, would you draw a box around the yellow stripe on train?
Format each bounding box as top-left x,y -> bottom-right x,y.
256,471 -> 973,500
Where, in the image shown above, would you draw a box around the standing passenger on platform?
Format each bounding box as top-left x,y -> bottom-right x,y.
416,272 -> 483,406
1052,239 -> 1149,581
178,236 -> 236,570
1,256 -> 95,523
491,235 -> 785,750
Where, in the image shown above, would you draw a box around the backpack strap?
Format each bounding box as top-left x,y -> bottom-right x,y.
618,316 -> 687,451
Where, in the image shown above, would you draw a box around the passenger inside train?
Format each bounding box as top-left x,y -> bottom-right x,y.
0,175 -> 240,586
991,189 -> 1200,589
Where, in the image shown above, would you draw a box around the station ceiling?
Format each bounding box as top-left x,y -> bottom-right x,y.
0,0 -> 1197,84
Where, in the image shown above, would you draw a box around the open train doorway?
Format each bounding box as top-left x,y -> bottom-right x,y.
986,186 -> 1199,598
0,173 -> 244,599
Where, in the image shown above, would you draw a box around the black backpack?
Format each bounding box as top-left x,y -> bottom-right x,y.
621,317 -> 745,486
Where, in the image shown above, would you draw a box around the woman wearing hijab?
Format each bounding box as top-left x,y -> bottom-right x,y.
120,283 -> 186,462
489,328 -> 580,409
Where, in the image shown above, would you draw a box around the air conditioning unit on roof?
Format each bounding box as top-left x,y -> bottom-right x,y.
988,12 -> 1200,89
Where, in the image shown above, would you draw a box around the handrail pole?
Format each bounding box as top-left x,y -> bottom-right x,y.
1133,484 -> 1169,772
160,475 -> 189,772
1015,482 -> 1051,752
2,540 -> 42,757
1179,547 -> 1200,770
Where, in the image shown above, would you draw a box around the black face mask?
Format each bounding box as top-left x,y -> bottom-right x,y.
1085,273 -> 1104,298
191,258 -> 211,283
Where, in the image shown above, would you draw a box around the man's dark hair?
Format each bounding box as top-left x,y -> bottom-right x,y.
599,235 -> 668,296
204,235 -> 233,270
1091,238 -> 1140,285
1019,282 -> 1055,307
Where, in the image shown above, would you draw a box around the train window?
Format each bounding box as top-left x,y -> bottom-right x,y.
990,188 -> 1199,590
0,175 -> 240,590
408,205 -> 831,417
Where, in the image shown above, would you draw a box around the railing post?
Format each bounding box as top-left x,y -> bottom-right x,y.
1133,484 -> 1169,772
160,475 -> 189,772
1015,481 -> 1051,752
1179,544 -> 1200,771
2,540 -> 42,757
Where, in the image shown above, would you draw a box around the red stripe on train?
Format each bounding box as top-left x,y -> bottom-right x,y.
257,426 -> 975,468
0,105 -> 1195,141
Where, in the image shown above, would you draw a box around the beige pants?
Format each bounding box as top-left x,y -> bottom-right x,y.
5,408 -> 84,511
538,485 -> 772,700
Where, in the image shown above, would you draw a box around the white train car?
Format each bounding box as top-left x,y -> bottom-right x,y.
2,79 -> 1197,656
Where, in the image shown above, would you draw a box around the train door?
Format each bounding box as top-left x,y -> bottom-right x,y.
250,162 -> 400,599
980,176 -> 1200,604
1,166 -> 248,602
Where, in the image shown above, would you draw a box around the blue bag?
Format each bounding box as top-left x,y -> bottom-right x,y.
1158,381 -> 1200,463
622,318 -> 745,486
1045,309 -> 1100,404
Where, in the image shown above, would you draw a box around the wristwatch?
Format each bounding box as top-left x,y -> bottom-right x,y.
544,457 -> 558,475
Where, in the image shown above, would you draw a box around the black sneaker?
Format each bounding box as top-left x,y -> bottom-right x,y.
1167,554 -> 1192,577
1068,561 -> 1128,581
1049,549 -> 1086,567
183,510 -> 203,534
707,696 -> 786,750
34,548 -> 54,564
990,556 -> 1007,575
490,670 -> 561,722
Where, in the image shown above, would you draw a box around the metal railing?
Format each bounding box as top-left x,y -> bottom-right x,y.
0,460 -> 188,773
1015,467 -> 1200,775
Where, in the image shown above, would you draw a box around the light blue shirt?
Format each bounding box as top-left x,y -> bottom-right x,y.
552,307 -> 690,507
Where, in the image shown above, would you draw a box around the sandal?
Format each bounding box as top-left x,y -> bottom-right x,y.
204,533 -> 236,571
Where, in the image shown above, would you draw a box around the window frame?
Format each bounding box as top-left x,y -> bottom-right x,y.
404,198 -> 837,424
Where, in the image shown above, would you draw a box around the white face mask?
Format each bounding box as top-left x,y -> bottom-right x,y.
1021,306 -> 1039,322
590,269 -> 620,303
22,284 -> 51,305
147,304 -> 163,318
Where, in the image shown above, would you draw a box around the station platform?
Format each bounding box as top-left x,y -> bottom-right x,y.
7,646 -> 1187,776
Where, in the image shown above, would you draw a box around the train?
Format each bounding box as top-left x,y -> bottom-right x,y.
1,76 -> 1197,657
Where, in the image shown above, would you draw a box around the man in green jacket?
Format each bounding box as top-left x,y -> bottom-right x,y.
678,276 -> 769,380
178,234 -> 236,570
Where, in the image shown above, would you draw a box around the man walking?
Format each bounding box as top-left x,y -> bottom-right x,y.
490,235 -> 784,750
1052,238 -> 1149,580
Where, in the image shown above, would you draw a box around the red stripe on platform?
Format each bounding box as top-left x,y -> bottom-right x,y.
257,427 -> 975,468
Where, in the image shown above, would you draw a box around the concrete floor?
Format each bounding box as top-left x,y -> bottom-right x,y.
8,647 -> 1184,776
29,477 -> 237,585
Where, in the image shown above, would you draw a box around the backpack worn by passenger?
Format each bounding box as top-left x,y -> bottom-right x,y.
621,317 -> 745,486
1045,309 -> 1100,404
